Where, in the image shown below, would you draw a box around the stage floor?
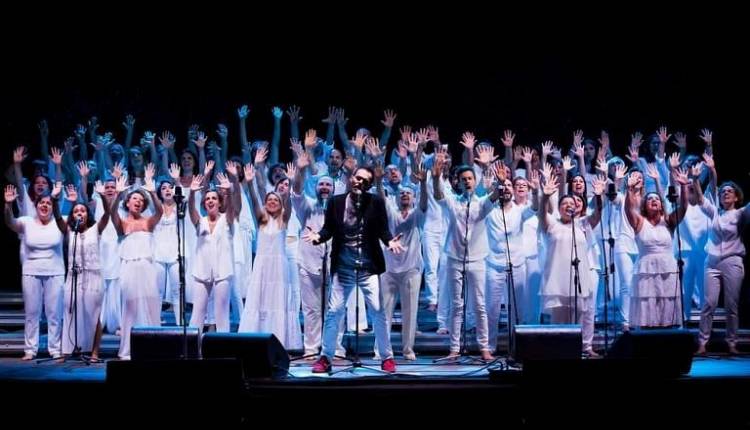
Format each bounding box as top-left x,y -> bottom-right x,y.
2,354 -> 750,383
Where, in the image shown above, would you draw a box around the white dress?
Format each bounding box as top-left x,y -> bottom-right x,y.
62,228 -> 104,354
540,216 -> 597,310
95,195 -> 121,334
631,218 -> 681,327
239,218 -> 299,348
118,231 -> 161,359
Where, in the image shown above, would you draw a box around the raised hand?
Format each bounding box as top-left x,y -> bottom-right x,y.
225,160 -> 239,177
76,161 -> 90,178
144,163 -> 156,182
4,184 -> 18,203
243,164 -> 255,183
335,108 -> 348,126
542,175 -> 559,195
595,152 -> 608,173
351,130 -> 367,151
190,174 -> 204,191
65,184 -> 78,202
562,156 -> 574,172
673,131 -> 687,149
286,105 -> 302,122
592,175 -> 607,196
475,144 -> 497,166
285,162 -> 297,182
304,129 -> 317,151
88,116 -> 99,133
51,181 -> 63,199
381,109 -> 397,128
50,147 -> 63,165
657,126 -> 671,144
702,152 -> 715,169
520,147 -> 534,164
573,129 -> 584,148
13,146 -> 27,164
365,137 -> 383,158
699,128 -> 713,146
122,114 -> 136,131
204,160 -> 215,176
690,162 -> 705,178
272,106 -> 283,120
115,176 -> 128,193
541,141 -> 554,159
460,131 -> 476,150
296,151 -> 311,170
614,164 -> 628,181
322,106 -> 336,124
237,105 -> 250,119
528,169 -> 540,191
74,124 -> 87,139
407,133 -> 420,153
399,125 -> 412,142
674,167 -> 689,185
159,131 -> 176,149
216,172 -> 231,189
572,140 -> 584,159
626,145 -> 640,163
94,180 -> 105,195
343,155 -> 357,173
541,161 -> 554,181
630,131 -> 643,149
193,132 -> 207,149
63,137 -> 77,154
645,163 -> 660,180
289,138 -> 304,159
167,163 -> 180,181
38,120 -> 49,139
216,124 -> 228,140
668,152 -> 681,169
427,125 -> 440,143
598,130 -> 610,151
112,161 -> 125,179
501,130 -> 515,148
254,146 -> 268,166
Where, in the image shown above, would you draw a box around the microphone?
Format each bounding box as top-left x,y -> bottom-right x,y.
174,185 -> 184,203
566,207 -> 575,217
73,216 -> 82,232
667,185 -> 678,203
606,183 -> 617,202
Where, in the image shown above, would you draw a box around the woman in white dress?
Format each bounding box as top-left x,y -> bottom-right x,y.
624,168 -> 689,328
187,169 -> 237,333
58,182 -> 111,361
154,174 -> 182,325
110,165 -> 163,360
239,164 -> 297,348
538,174 -> 605,356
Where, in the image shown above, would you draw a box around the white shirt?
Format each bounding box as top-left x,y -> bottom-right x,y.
384,200 -> 425,273
19,216 -> 64,276
439,191 -> 495,262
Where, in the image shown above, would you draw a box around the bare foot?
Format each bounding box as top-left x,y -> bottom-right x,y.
21,353 -> 34,361
481,351 -> 494,361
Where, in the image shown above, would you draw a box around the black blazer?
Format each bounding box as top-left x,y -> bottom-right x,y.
315,192 -> 393,275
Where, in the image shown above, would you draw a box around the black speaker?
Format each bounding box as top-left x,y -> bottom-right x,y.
201,332 -> 289,379
130,326 -> 201,360
513,324 -> 582,363
608,329 -> 696,377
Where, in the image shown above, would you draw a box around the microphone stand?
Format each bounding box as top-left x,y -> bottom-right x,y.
600,189 -> 617,354
570,209 -> 582,326
174,188 -> 189,359
668,186 -> 686,328
499,191 -> 519,365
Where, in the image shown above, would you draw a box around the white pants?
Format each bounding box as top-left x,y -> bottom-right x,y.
346,285 -> 368,332
422,230 -> 444,305
381,268 -> 421,356
682,250 -> 707,317
486,263 -> 528,352
699,256 -> 744,346
321,269 -> 392,360
230,261 -> 248,325
155,261 -> 182,325
614,252 -> 636,326
436,253 -> 451,331
22,275 -> 64,357
190,278 -> 231,333
525,255 -> 542,324
446,258 -> 489,353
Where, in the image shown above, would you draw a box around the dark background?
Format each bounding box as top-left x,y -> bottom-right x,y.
1,12 -> 747,320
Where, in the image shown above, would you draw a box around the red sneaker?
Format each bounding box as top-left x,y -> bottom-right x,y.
381,358 -> 397,373
312,356 -> 332,373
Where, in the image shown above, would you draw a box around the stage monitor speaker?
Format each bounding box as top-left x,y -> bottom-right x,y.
130,326 -> 201,360
608,329 -> 696,377
201,332 -> 289,379
513,324 -> 582,363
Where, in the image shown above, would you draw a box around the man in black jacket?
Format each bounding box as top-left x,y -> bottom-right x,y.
303,166 -> 404,373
